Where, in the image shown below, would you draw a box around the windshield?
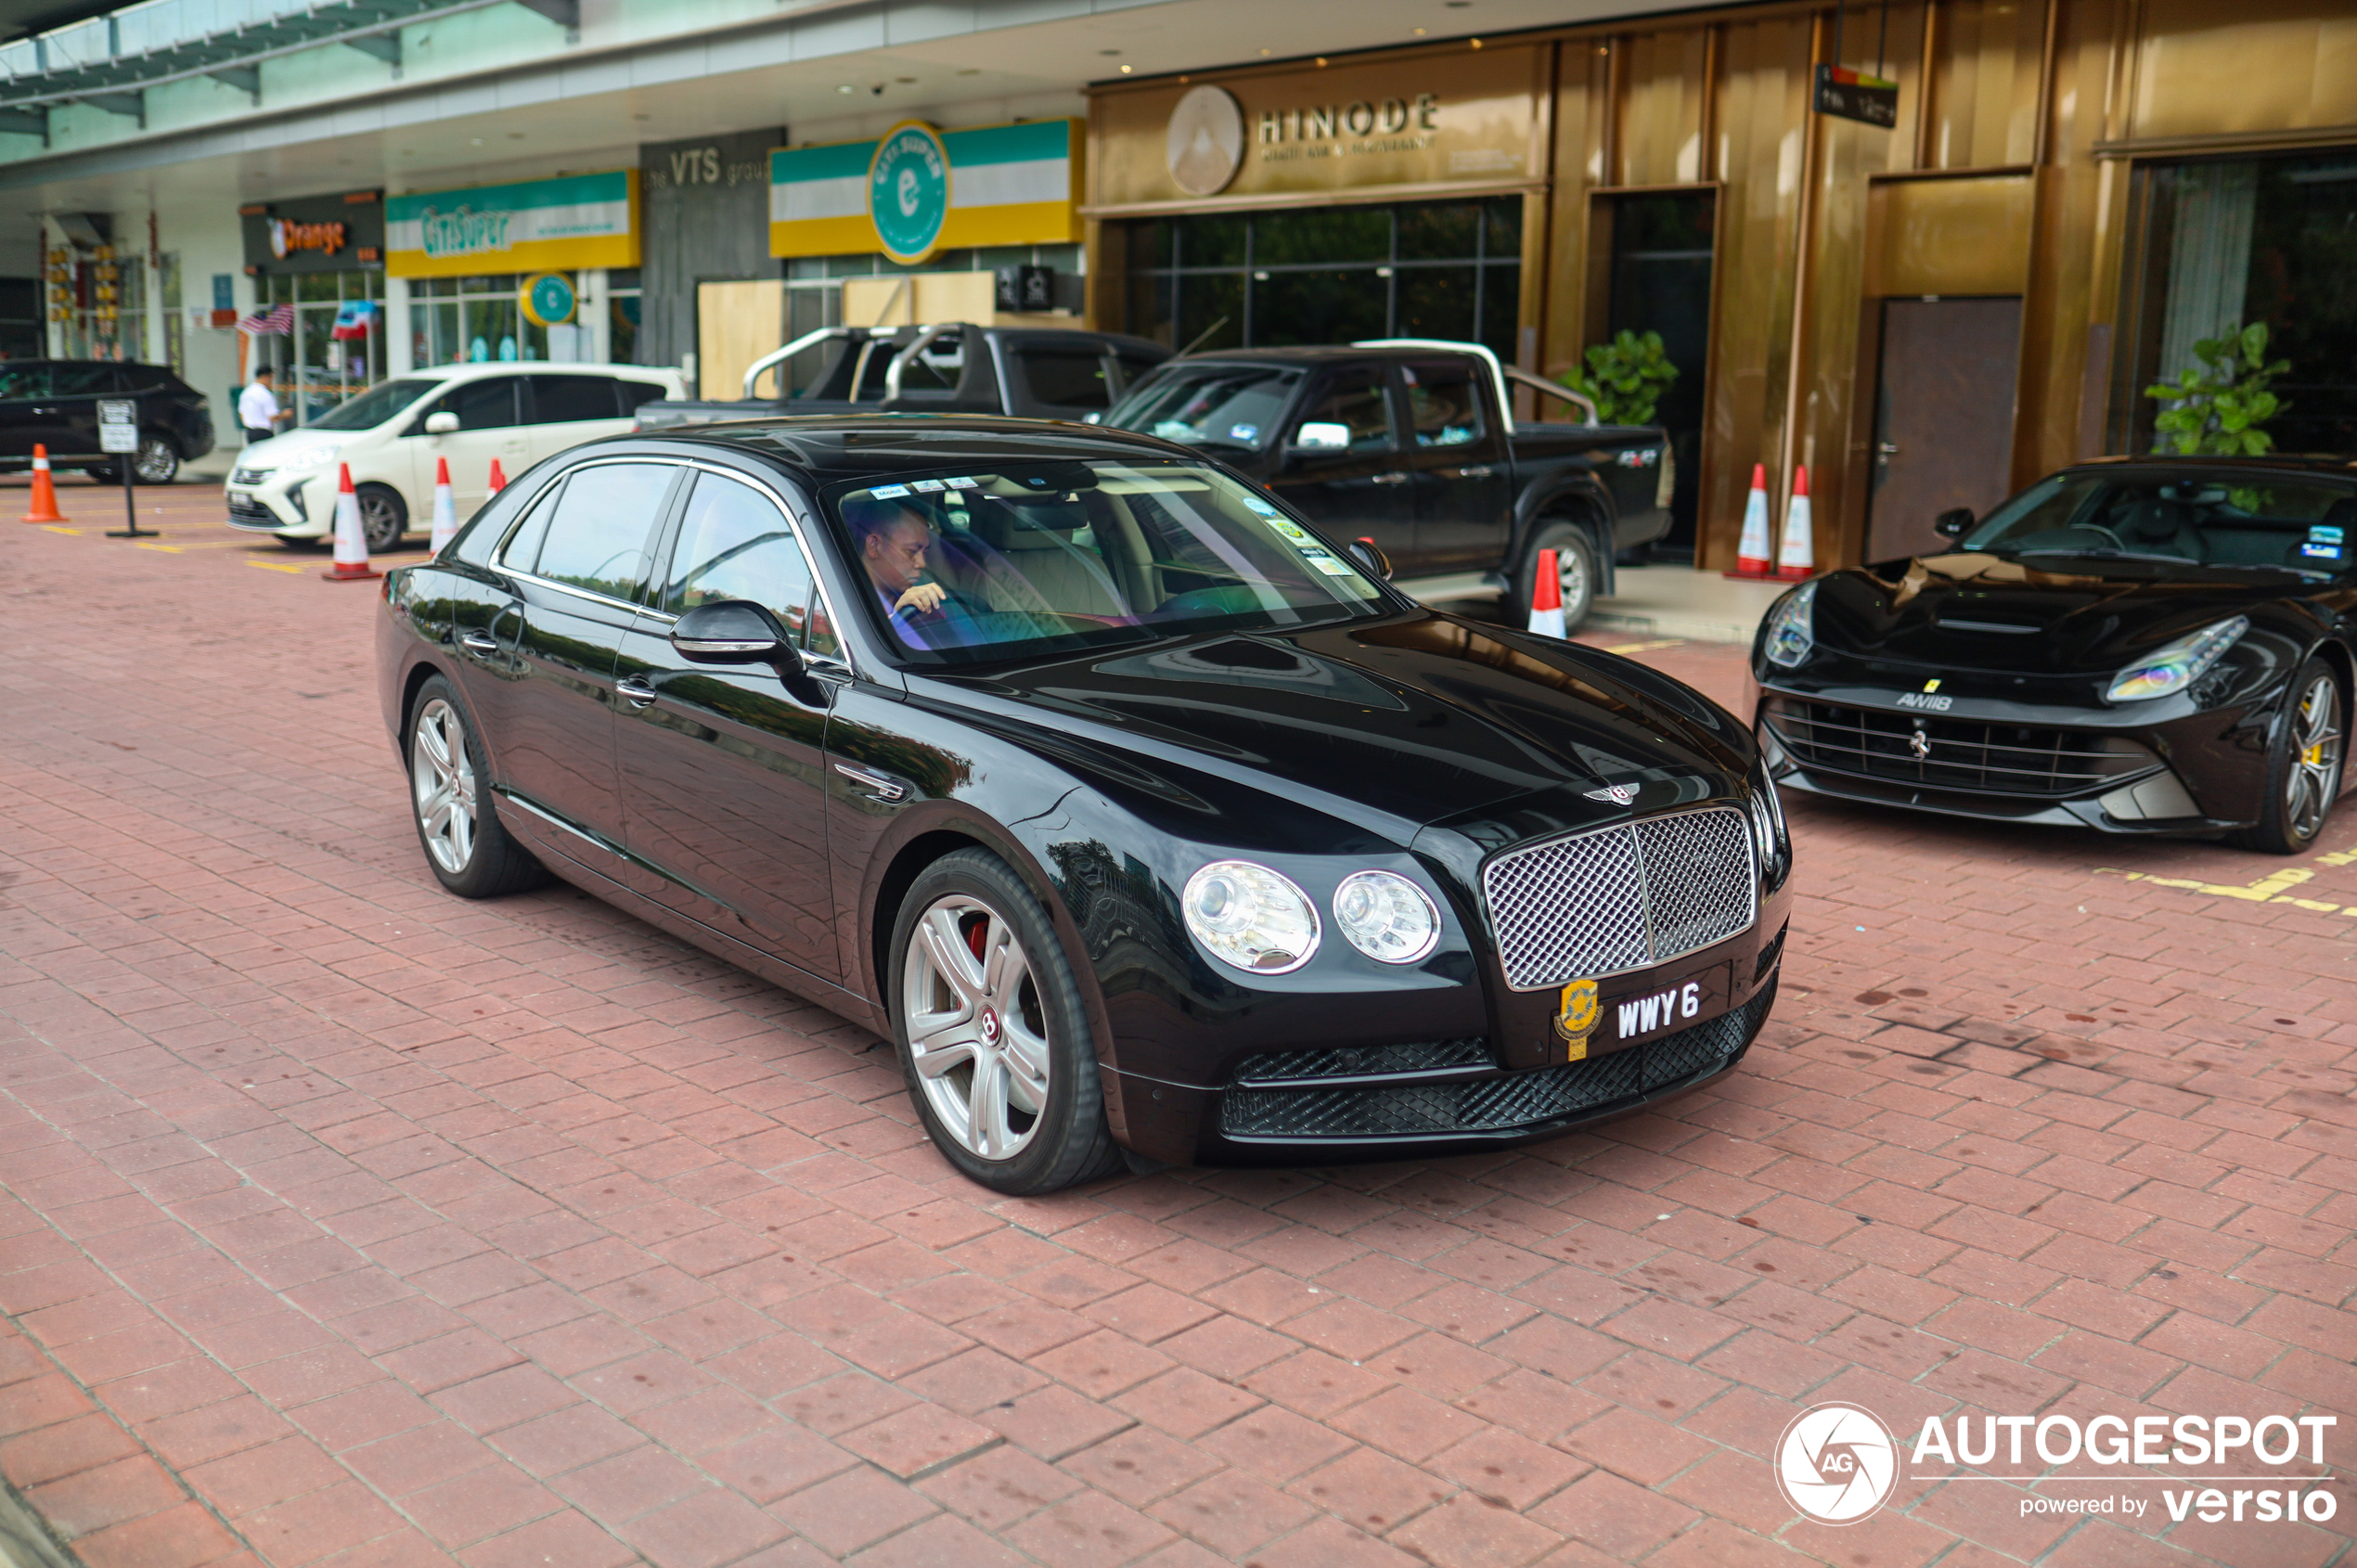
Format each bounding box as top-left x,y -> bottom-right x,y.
1101,365 -> 1302,453
822,458 -> 1386,667
1959,471 -> 2355,574
305,377 -> 439,431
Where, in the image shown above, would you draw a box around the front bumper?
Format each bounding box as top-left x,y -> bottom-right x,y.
225,474 -> 327,536
1107,913 -> 1787,1167
1754,685 -> 2256,834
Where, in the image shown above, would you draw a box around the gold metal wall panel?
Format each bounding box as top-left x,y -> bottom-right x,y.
2130,0 -> 2357,138
1874,174 -> 2035,296
1617,30 -> 1713,186
1930,0 -> 2048,168
1088,46 -> 1549,212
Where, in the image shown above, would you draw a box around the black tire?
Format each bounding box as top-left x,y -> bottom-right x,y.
133,435 -> 179,485
1512,520 -> 1599,634
2231,658 -> 2345,855
406,677 -> 547,897
276,534 -> 328,551
886,848 -> 1122,1195
358,484 -> 408,554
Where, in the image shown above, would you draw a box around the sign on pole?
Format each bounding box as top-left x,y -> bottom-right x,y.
98,397 -> 155,537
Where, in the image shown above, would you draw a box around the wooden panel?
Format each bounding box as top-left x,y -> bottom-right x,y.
1617,30 -> 1711,186
1874,174 -> 2035,296
1868,297 -> 2023,559
2131,0 -> 2357,138
1930,0 -> 2046,168
1543,41 -> 1611,380
695,280 -> 782,401
843,271 -> 998,328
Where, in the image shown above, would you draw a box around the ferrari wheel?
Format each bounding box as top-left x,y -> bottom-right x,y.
2233,660 -> 2344,855
888,849 -> 1121,1195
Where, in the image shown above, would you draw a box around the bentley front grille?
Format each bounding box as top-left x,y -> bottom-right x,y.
1481,806 -> 1757,992
1762,696 -> 2159,798
1218,983 -> 1772,1139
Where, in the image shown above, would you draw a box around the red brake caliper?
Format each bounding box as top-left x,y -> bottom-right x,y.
965,916 -> 988,961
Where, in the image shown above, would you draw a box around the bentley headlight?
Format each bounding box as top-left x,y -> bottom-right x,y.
1762,580 -> 1817,669
1331,871 -> 1440,964
1748,772 -> 1788,866
2106,615 -> 2248,703
1182,861 -> 1320,974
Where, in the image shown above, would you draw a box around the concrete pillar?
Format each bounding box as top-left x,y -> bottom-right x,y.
386,274 -> 413,375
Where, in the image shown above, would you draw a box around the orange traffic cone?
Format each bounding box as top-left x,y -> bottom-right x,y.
487,458 -> 507,495
428,456 -> 459,556
21,443 -> 65,523
1777,466 -> 1816,581
321,463 -> 382,583
1729,463 -> 1772,578
1527,548 -> 1566,639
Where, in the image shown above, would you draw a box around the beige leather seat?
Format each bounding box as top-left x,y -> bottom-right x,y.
970,504 -> 1127,616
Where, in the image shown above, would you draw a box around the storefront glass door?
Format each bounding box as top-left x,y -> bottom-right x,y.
1122,198 -> 1523,362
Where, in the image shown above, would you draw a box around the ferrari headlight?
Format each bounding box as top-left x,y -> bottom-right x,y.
1331,871 -> 1441,964
1182,861 -> 1320,974
2106,615 -> 2248,703
1762,580 -> 1817,669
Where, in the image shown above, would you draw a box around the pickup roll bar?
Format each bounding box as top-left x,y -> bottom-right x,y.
738,321 -> 969,402
740,326 -> 848,400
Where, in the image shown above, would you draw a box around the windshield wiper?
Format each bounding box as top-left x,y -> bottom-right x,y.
2012,548 -> 2194,564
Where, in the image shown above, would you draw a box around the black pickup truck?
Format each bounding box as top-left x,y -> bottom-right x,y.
1100,340 -> 1670,629
633,322 -> 1169,431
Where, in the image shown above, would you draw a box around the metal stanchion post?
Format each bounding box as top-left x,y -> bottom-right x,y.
99,397 -> 153,539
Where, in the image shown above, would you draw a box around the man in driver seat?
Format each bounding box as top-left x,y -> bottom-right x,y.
847,496 -> 982,649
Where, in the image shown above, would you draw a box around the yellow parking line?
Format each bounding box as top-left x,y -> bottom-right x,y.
2097,839 -> 2357,916
38,525 -> 82,534
246,559 -> 309,574
1604,638 -> 1687,654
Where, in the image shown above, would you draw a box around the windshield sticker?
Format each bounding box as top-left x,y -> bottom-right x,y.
909,479 -> 946,493
868,484 -> 911,499
944,476 -> 979,489
1229,423 -> 1259,443
1242,495 -> 1279,516
2299,541 -> 2344,559
2309,524 -> 2344,543
1268,521 -> 1312,545
1307,555 -> 1358,576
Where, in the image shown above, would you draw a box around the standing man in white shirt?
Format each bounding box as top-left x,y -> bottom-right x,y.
238,366 -> 289,447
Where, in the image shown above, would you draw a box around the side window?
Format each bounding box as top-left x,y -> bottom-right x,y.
120,366 -> 173,392
455,472 -> 545,569
412,377 -> 520,433
618,379 -> 669,415
1292,368 -> 1394,455
497,477 -> 566,572
51,365 -> 120,396
662,473 -> 839,658
1016,346 -> 1113,411
530,462 -> 676,598
528,375 -> 621,425
1402,362 -> 1489,448
0,366 -> 49,400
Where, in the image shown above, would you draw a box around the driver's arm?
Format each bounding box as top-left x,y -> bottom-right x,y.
893,582 -> 947,614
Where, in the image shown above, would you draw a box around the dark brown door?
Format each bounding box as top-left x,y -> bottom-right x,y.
1868,297 -> 2022,560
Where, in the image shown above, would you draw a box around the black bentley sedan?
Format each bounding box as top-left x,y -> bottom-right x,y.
1749,456 -> 2354,854
377,418 -> 1790,1192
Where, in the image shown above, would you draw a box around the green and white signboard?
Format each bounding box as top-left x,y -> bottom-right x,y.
866,121 -> 952,264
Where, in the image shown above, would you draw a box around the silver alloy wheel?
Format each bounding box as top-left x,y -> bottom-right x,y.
410,699 -> 479,875
133,436 -> 177,484
359,489 -> 405,553
1557,545 -> 1590,613
901,894 -> 1052,1161
2285,673 -> 2343,841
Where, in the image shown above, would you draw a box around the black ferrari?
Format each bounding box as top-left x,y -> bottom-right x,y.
1749,456 -> 2355,853
377,417 -> 1790,1193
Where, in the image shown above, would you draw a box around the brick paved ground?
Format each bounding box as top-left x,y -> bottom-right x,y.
0,483 -> 2351,1568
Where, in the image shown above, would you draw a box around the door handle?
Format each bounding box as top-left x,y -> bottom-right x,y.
1453,464 -> 1496,479
1370,471 -> 1409,486
833,763 -> 908,802
615,676 -> 658,708
1876,443 -> 1900,456
459,630 -> 500,655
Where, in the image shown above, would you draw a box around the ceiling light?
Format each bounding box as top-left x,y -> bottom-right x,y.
956,68 -> 980,75
837,84 -> 855,94
1315,56 -> 1328,67
1119,64 -> 1133,72
507,132 -> 524,139
1259,48 -> 1270,56
469,137 -> 483,145
895,75 -> 915,83
1413,26 -> 1427,33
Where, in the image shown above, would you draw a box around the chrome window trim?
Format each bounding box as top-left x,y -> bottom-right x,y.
660,459 -> 860,680
494,456 -> 686,610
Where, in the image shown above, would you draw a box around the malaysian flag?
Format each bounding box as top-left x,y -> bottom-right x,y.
237,302 -> 293,336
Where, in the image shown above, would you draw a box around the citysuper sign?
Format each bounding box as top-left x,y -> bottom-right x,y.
386,171 -> 640,278
769,119 -> 1081,263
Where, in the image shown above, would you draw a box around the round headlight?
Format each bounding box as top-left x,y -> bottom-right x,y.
1182,861 -> 1320,974
1331,871 -> 1441,964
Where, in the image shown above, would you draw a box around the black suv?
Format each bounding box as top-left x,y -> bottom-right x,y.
0,360 -> 214,483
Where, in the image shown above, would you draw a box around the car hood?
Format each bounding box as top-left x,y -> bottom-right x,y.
1817,552 -> 2311,674
922,611 -> 1753,846
237,430 -> 344,472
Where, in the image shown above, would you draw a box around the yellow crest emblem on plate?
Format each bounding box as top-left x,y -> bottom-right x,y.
1553,978 -> 1599,1060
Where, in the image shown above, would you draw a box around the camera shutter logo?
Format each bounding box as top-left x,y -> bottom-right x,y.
1774,1403 -> 1899,1524
1166,84 -> 1244,196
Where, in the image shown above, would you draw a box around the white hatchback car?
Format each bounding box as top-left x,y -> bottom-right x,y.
225,362 -> 686,550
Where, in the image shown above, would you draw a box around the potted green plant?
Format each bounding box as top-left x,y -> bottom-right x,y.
2144,322 -> 2290,456
1561,329 -> 1679,427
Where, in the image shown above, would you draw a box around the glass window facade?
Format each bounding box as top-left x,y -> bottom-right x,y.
411,274 -> 549,369
1120,199 -> 1524,360
252,268 -> 384,426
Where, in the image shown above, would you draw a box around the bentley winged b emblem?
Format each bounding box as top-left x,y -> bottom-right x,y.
1583,784 -> 1637,805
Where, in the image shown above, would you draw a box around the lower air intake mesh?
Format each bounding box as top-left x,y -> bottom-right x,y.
1219,982 -> 1775,1138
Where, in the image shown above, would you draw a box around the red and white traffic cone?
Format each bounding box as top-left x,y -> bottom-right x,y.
321,463 -> 381,582
1731,463 -> 1772,578
428,456 -> 459,556
487,457 -> 507,495
1777,465 -> 1816,581
1527,548 -> 1566,639
21,443 -> 65,523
